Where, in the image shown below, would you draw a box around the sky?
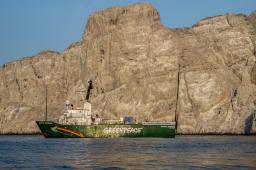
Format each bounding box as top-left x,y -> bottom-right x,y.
0,0 -> 256,65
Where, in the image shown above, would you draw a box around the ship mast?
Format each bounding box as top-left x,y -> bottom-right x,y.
45,86 -> 48,121
175,64 -> 180,130
75,80 -> 93,103
86,80 -> 93,102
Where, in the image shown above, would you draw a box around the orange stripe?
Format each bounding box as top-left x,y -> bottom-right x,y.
56,126 -> 84,137
56,126 -> 83,137
57,127 -> 84,137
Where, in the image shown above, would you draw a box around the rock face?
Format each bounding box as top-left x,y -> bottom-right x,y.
0,3 -> 256,134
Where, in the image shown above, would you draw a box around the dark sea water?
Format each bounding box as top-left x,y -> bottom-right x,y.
0,136 -> 255,170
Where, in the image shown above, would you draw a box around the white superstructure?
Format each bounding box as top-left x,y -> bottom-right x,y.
59,101 -> 93,125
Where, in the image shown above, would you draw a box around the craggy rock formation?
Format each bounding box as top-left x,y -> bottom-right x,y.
0,3 -> 255,134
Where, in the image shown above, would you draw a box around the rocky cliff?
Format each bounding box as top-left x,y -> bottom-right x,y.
0,3 -> 256,134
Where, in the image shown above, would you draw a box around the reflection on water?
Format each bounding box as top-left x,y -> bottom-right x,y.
0,135 -> 255,169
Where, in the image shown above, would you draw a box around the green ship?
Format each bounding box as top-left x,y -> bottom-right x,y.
36,80 -> 176,138
36,121 -> 175,138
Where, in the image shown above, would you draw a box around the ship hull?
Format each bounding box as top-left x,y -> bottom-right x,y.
36,121 -> 175,138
